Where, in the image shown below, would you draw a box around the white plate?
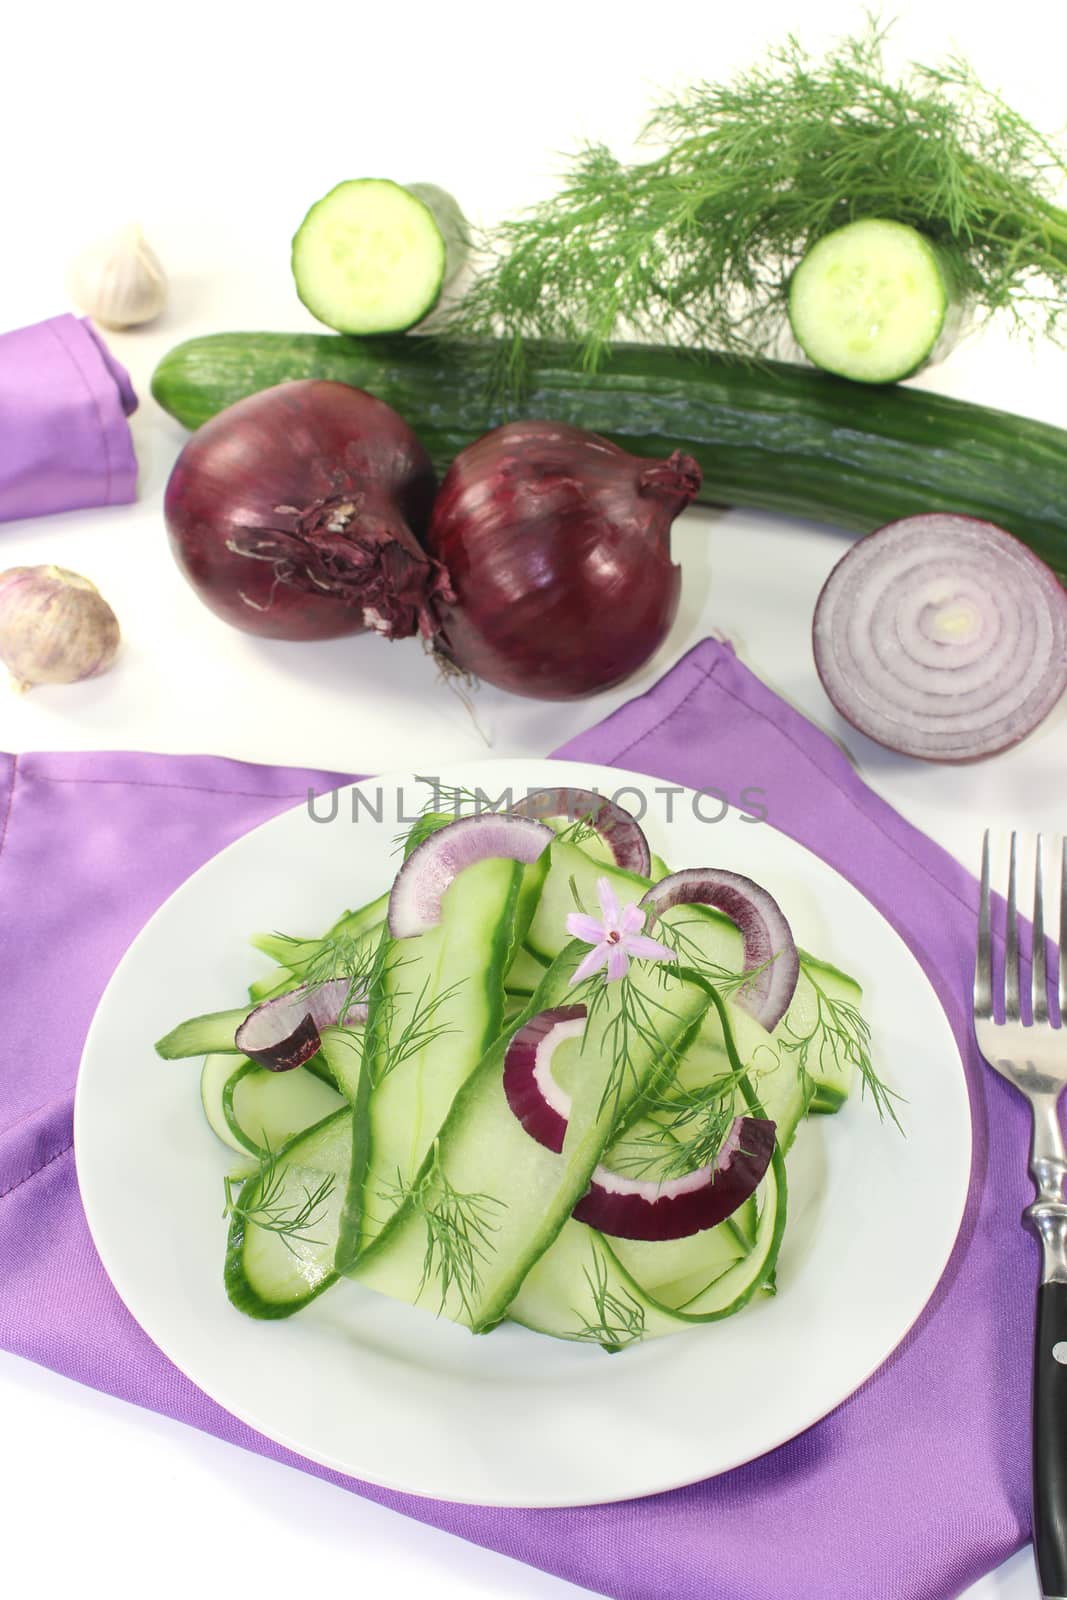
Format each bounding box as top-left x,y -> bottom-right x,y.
74,758 -> 971,1507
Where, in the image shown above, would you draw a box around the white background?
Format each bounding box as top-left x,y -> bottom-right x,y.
1,0 -> 1065,1595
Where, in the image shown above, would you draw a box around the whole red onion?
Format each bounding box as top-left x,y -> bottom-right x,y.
163,380 -> 452,641
423,421 -> 702,698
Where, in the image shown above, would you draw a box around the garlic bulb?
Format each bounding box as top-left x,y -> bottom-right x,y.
67,225 -> 167,330
0,566 -> 121,691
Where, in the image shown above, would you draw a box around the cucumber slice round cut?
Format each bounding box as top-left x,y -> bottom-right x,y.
789,219 -> 951,384
292,178 -> 447,335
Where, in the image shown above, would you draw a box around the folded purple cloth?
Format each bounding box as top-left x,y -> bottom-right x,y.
0,639 -> 1033,1600
0,314 -> 138,523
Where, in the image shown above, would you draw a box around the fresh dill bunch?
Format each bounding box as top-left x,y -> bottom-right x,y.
451,15 -> 1067,374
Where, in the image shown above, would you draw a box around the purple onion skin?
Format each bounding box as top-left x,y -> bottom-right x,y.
164,381 -> 440,641
573,1117 -> 777,1241
238,1012 -> 322,1073
425,420 -> 701,699
234,977 -> 367,1071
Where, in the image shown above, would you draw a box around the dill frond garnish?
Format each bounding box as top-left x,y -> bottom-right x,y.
362,933 -> 466,1088
571,961 -> 690,1127
381,1160 -> 506,1317
784,963 -> 905,1130
570,1248 -> 646,1352
607,1063 -> 755,1182
451,17 -> 1067,377
223,1142 -> 337,1257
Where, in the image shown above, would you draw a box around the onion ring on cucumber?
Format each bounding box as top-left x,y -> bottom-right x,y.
641,869 -> 799,1030
502,1006 -> 776,1240
234,978 -> 368,1072
389,813 -> 553,937
511,787 -> 651,876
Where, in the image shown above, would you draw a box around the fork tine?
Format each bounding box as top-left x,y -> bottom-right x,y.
1005,832 -> 1021,1023
1033,834 -> 1048,1025
975,829 -> 994,1021
1060,837 -> 1067,1026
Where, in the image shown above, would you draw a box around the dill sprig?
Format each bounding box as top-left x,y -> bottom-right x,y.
451,16 -> 1067,375
572,960 -> 689,1127
608,1064 -> 755,1182
381,1160 -> 506,1317
784,964 -> 905,1130
223,1143 -> 337,1256
267,928 -> 371,997
364,937 -> 466,1087
653,912 -> 774,1003
570,1248 -> 646,1352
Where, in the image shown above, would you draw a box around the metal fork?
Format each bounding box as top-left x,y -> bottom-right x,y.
975,832 -> 1067,1600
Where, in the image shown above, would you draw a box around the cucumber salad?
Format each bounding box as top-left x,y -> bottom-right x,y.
157,787 -> 897,1352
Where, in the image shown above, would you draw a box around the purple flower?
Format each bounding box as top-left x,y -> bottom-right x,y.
565,876 -> 677,985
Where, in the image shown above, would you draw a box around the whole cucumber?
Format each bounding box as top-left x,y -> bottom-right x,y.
151,333 -> 1067,582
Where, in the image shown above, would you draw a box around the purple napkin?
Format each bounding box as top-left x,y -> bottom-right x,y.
0,638 -> 1033,1600
0,314 -> 138,523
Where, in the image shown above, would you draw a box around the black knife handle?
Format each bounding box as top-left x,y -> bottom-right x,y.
1034,1280 -> 1067,1597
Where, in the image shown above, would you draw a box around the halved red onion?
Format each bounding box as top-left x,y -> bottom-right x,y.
640,869 -> 799,1030
503,1005 -> 587,1152
389,813 -> 553,937
572,1117 -> 776,1241
502,1004 -> 775,1240
234,978 -> 368,1072
813,514 -> 1067,762
510,788 -> 651,876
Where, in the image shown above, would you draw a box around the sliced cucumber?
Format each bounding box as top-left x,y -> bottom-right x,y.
201,1053 -> 346,1156
525,840 -> 652,963
338,857 -> 524,1261
317,1024 -> 366,1102
248,892 -> 387,1002
608,1207 -> 751,1307
788,218 -> 955,384
292,178 -> 451,335
347,947 -> 713,1331
230,1061 -> 344,1155
508,1222 -> 694,1347
225,1109 -> 351,1319
200,1053 -> 250,1154
509,1154 -> 784,1344
785,956 -> 863,1113
504,942 -> 549,996
156,1005 -> 249,1059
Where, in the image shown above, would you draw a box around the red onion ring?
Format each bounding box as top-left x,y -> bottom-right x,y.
510,787 -> 651,876
813,514 -> 1067,762
640,869 -> 799,1031
502,1005 -> 775,1240
389,813 -> 554,938
234,978 -> 368,1072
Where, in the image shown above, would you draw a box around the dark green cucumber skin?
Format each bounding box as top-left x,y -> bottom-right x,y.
152,332 -> 1067,582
